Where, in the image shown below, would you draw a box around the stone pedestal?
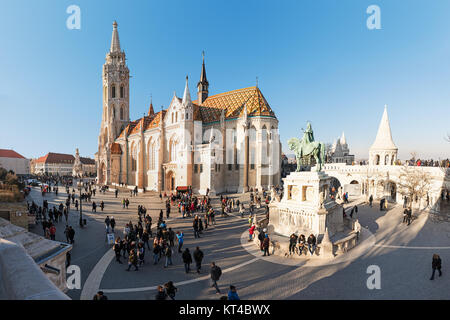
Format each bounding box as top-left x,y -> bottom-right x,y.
268,171 -> 344,238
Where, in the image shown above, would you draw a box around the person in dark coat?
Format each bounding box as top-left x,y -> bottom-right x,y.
182,248 -> 193,273
93,291 -> 108,300
193,246 -> 204,273
210,262 -> 222,294
155,285 -> 167,300
307,234 -> 316,256
262,235 -> 270,256
430,254 -> 442,280
288,233 -> 298,255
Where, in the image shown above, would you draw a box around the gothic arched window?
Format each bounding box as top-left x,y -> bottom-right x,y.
120,107 -> 124,120
169,139 -> 177,162
131,143 -> 137,171
120,86 -> 124,98
111,85 -> 116,98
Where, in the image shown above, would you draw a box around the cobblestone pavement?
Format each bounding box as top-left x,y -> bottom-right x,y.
27,187 -> 450,300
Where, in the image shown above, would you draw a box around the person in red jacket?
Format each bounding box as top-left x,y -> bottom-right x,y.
248,224 -> 256,241
49,224 -> 56,240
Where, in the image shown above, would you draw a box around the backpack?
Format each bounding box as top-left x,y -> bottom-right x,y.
217,266 -> 222,277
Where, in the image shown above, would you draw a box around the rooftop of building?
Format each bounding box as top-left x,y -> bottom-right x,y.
0,149 -> 26,159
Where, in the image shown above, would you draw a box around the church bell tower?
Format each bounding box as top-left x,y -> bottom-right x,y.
97,21 -> 130,184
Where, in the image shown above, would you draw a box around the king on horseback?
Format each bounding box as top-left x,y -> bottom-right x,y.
288,122 -> 325,172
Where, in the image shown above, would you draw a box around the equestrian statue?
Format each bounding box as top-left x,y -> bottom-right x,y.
288,122 -> 326,172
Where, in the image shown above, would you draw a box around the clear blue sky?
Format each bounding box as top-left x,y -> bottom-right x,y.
1,0 -> 449,160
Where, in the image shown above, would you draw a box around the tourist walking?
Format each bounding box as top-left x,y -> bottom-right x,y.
155,285 -> 167,300
248,224 -> 256,241
258,228 -> 265,252
193,246 -> 204,273
126,249 -> 138,271
104,216 -> 111,233
430,254 -> 442,280
110,216 -> 116,232
164,281 -> 177,300
369,195 -> 373,207
176,231 -> 184,253
210,262 -> 222,294
262,234 -> 270,256
113,238 -> 123,264
164,245 -> 173,268
68,226 -> 75,244
182,248 -> 193,273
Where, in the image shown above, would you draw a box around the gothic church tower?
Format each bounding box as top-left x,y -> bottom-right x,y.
97,21 -> 130,184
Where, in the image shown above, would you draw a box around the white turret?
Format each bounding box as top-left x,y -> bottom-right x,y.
369,105 -> 398,166
182,75 -> 192,107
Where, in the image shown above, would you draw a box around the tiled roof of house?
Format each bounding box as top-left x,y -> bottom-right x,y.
0,149 -> 26,159
80,157 -> 95,165
35,153 -> 75,164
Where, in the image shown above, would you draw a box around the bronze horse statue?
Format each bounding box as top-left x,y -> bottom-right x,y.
288,123 -> 325,172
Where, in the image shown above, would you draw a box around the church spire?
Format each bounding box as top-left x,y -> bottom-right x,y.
197,51 -> 209,104
340,132 -> 347,145
148,95 -> 154,116
182,75 -> 192,106
110,21 -> 121,53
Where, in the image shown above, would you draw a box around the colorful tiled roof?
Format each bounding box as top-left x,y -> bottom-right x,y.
193,86 -> 275,123
35,153 -> 75,164
115,86 -> 275,139
0,149 -> 26,159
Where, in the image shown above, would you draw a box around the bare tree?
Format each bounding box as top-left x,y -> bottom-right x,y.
397,165 -> 431,213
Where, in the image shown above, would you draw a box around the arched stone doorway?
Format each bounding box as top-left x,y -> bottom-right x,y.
329,177 -> 342,198
346,180 -> 361,197
166,170 -> 176,192
387,181 -> 397,202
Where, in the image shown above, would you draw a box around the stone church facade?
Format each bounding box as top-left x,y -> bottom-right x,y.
96,22 -> 281,194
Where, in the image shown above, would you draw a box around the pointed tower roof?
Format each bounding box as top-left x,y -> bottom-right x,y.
182,76 -> 192,106
199,51 -> 208,85
110,21 -> 121,53
148,96 -> 154,116
340,132 -> 347,145
370,105 -> 397,151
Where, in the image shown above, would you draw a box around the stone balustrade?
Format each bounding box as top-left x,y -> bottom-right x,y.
0,239 -> 70,300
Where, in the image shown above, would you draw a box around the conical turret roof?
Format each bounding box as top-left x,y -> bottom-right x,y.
110,21 -> 121,53
370,105 -> 397,151
182,76 -> 192,106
